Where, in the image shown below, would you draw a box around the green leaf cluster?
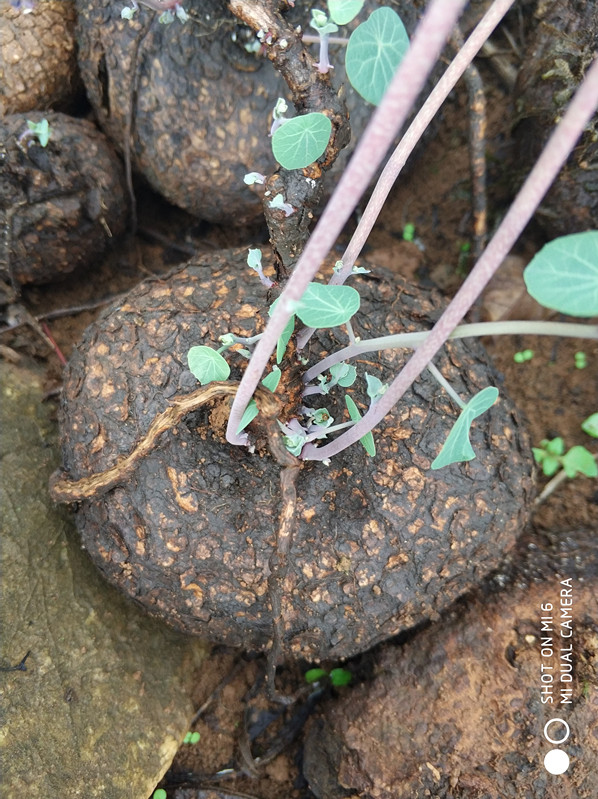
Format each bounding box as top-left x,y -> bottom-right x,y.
533,437 -> 597,479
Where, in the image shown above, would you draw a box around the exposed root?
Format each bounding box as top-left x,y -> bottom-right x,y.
266,459 -> 301,703
49,381 -> 286,503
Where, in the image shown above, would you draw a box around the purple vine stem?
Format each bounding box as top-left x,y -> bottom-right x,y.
225,0 -> 470,445
296,0 -> 516,350
303,55 -> 598,461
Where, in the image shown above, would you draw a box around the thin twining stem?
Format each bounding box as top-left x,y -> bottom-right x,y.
427,361 -> 466,409
295,0 -> 516,351
225,0 -> 470,445
302,57 -> 598,461
302,321 -> 598,385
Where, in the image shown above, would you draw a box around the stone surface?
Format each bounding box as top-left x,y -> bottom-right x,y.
0,361 -> 207,799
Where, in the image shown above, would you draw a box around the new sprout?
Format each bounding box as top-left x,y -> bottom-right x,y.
309,9 -> 339,73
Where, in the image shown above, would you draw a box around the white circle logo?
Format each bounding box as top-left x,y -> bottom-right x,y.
544,749 -> 570,775
543,718 -> 570,745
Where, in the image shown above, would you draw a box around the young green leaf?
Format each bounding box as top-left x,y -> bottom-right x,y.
329,667 -> 352,686
269,298 -> 295,363
523,231 -> 598,317
311,9 -> 338,35
532,448 -> 561,477
365,373 -> 387,402
294,283 -> 360,328
330,362 -> 357,388
247,248 -> 263,269
328,0 -> 364,25
345,7 -> 409,105
305,667 -> 329,683
271,113 -> 332,170
187,345 -> 230,385
345,394 -> 376,456
262,366 -> 282,393
431,386 -> 499,470
544,437 -> 565,457
310,408 -> 334,428
237,399 -> 259,434
561,446 -> 598,478
282,431 -> 306,457
27,118 -> 51,147
581,413 -> 598,438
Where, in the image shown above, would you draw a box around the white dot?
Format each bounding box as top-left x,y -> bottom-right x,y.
544,749 -> 570,775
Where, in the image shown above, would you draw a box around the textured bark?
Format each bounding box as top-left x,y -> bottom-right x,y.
0,0 -> 80,115
55,248 -> 534,662
513,0 -> 598,236
303,528 -> 598,799
0,112 -> 128,288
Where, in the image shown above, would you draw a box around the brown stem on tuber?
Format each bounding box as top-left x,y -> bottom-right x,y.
227,0 -> 351,275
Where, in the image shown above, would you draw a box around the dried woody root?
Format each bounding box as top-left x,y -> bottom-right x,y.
49,381 -> 299,503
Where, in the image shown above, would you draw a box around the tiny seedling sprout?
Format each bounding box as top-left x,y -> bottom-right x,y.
513,349 -> 534,363
304,666 -> 352,686
17,118 -> 51,150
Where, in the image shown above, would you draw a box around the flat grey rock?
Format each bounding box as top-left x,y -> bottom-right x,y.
0,361 -> 207,799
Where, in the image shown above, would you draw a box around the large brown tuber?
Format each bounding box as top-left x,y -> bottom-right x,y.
0,111 -> 128,287
0,0 -> 81,115
74,0 -> 430,225
52,247 -> 534,662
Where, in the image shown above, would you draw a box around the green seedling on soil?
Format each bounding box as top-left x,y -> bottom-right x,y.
189,231 -> 598,469
183,731 -> 200,744
402,222 -> 416,242
305,666 -> 352,686
533,431 -> 598,480
574,351 -> 587,369
513,349 -> 534,363
152,789 -> 167,799
182,1 -> 598,471
310,8 -> 339,74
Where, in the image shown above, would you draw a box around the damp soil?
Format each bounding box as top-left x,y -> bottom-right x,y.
2,59 -> 596,799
